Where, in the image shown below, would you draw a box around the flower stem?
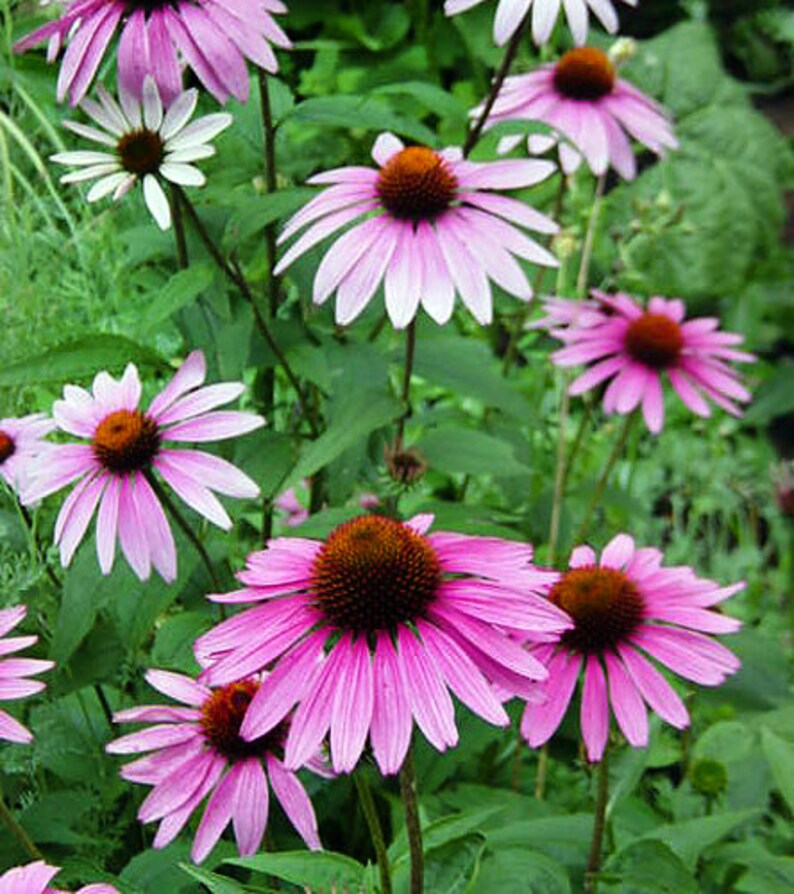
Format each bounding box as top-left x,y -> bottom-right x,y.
143,470 -> 220,590
173,186 -> 321,438
584,751 -> 610,894
576,175 -> 606,299
573,413 -> 635,544
354,770 -> 393,894
168,182 -> 189,270
0,784 -> 42,861
399,745 -> 424,894
463,15 -> 527,157
395,320 -> 417,452
11,494 -> 60,590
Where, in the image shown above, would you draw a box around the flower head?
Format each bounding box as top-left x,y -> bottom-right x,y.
545,291 -> 754,433
445,0 -> 637,47
106,669 -> 321,863
195,514 -> 571,776
275,132 -> 558,328
521,534 -> 742,761
14,0 -> 291,106
0,414 -> 54,496
481,46 -> 677,180
23,350 -> 264,583
0,606 -> 54,745
0,860 -> 117,894
51,77 -> 232,230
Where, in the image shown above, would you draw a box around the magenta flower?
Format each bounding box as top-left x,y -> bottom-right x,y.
274,487 -> 309,527
14,0 -> 291,106
275,132 -> 558,328
0,860 -> 117,893
0,414 -> 54,495
0,606 -> 54,745
196,514 -> 571,776
445,0 -> 637,46
23,350 -> 264,582
521,534 -> 742,761
481,47 -> 677,180
546,291 -> 754,433
106,669 -> 321,863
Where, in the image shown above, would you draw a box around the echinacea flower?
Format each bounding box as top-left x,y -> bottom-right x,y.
0,606 -> 54,744
445,0 -> 637,47
107,669 -> 321,863
545,291 -> 754,433
51,77 -> 232,230
0,414 -> 54,495
521,534 -> 742,761
0,860 -> 118,893
14,0 -> 291,106
480,47 -> 677,180
195,514 -> 571,775
274,487 -> 309,527
275,132 -> 558,328
23,350 -> 263,583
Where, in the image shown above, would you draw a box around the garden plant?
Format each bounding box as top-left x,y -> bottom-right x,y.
1,0 -> 793,892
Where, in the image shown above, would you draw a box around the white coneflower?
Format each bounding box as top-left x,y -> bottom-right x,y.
52,75 -> 232,230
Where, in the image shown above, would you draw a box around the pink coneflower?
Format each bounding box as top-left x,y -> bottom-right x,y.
106,669 -> 321,863
195,514 -> 571,775
445,0 -> 637,46
275,132 -> 558,328
274,487 -> 309,527
521,534 -> 742,761
546,291 -> 754,433
0,414 -> 54,495
0,861 -> 117,894
0,606 -> 54,744
14,0 -> 291,106
52,78 -> 232,231
22,350 -> 263,583
480,47 -> 677,180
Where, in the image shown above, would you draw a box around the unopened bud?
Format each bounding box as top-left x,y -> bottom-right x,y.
609,37 -> 637,67
384,443 -> 428,486
553,229 -> 577,261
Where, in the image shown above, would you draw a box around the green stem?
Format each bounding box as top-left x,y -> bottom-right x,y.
13,496 -> 60,590
576,175 -> 606,299
354,771 -> 393,894
395,320 -> 417,452
143,470 -> 219,590
534,744 -> 550,800
169,182 -> 189,270
584,752 -> 610,894
0,784 -> 43,861
399,745 -> 424,894
573,414 -> 635,544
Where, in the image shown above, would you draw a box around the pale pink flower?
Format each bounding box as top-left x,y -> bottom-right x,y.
521,534 -> 743,761
107,669 -> 322,863
0,414 -> 54,495
546,291 -> 754,433
445,0 -> 637,46
481,47 -> 677,180
275,132 -> 558,328
195,514 -> 571,776
14,0 -> 291,106
0,859 -> 117,893
23,350 -> 264,583
274,487 -> 309,527
0,606 -> 54,744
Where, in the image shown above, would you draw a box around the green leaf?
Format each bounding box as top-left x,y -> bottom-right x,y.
142,264 -> 214,328
422,834 -> 486,894
487,815 -> 592,872
390,806 -> 504,864
372,82 -> 467,120
473,849 -> 571,894
760,727 -> 794,813
228,851 -> 367,889
223,187 -> 316,245
745,364 -> 794,424
416,427 -> 529,476
602,841 -> 698,894
180,864 -> 260,894
0,334 -> 167,385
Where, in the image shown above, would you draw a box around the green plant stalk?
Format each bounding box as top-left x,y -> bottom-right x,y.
399,745 -> 424,894
576,175 -> 606,298
395,319 -> 417,453
584,751 -> 610,894
354,771 -> 393,894
168,182 -> 189,270
0,784 -> 43,861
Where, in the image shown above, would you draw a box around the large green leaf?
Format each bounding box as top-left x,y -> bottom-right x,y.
142,264 -> 214,328
760,727 -> 794,814
474,849 -> 571,894
603,841 -> 698,894
416,427 -> 530,476
228,851 -> 367,889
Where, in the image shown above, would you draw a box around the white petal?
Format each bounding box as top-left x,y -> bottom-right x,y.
165,145 -> 216,164
63,120 -> 117,147
160,162 -> 205,187
118,83 -> 142,129
60,163 -> 122,184
142,75 -> 164,132
87,172 -> 133,202
165,114 -> 233,151
143,175 -> 171,230
160,89 -> 199,141
51,150 -> 117,166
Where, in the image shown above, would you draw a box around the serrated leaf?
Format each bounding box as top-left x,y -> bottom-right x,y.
227,850 -> 367,889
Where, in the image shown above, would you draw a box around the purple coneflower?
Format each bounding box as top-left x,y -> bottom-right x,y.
107,669 -> 321,863
0,414 -> 54,495
23,350 -> 263,582
0,606 -> 54,744
195,514 -> 571,775
0,860 -> 117,893
276,132 -> 558,328
521,534 -> 742,761
545,291 -> 754,433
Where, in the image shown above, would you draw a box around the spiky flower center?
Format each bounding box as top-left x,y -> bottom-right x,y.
624,312 -> 684,369
117,129 -> 165,176
124,0 -> 177,13
311,515 -> 442,631
376,147 -> 458,221
554,48 -> 616,101
0,431 -> 15,464
550,566 -> 644,654
92,410 -> 160,472
200,681 -> 286,763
